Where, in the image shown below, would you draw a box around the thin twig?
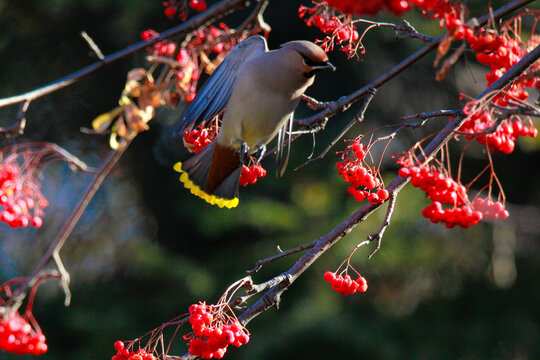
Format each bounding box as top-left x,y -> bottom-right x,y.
246,240 -> 318,274
301,94 -> 332,110
0,0 -> 251,108
233,41 -> 540,335
13,139 -> 133,301
0,100 -> 29,137
394,20 -> 434,42
0,142 -> 95,173
401,109 -> 461,121
80,31 -> 104,60
293,0 -> 534,130
366,192 -> 397,258
295,88 -> 377,171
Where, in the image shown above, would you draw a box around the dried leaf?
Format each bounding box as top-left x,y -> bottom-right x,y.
436,43 -> 466,81
126,68 -> 148,83
109,125 -> 121,150
115,115 -> 129,138
434,35 -> 452,68
91,107 -> 123,132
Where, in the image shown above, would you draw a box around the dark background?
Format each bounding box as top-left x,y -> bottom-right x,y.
0,1 -> 539,359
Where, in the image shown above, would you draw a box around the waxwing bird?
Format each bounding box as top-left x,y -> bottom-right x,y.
173,35 -> 335,208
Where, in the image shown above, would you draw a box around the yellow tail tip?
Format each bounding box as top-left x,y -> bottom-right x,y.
174,162 -> 239,209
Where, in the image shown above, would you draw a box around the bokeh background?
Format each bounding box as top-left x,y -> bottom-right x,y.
0,0 -> 539,359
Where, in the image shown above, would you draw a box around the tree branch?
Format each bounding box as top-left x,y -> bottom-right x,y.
246,240 -> 318,274
293,0 -> 534,130
0,0 -> 251,108
13,139 -> 133,303
294,88 -> 377,170
235,42 -> 540,334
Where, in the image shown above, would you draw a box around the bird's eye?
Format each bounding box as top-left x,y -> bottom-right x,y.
300,54 -> 322,67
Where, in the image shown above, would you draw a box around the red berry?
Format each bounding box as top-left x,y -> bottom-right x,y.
164,6 -> 177,19
114,341 -> 125,351
324,271 -> 336,283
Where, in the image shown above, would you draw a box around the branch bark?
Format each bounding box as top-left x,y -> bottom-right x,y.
215,47 -> 540,349
294,0 -> 534,129
0,0 -> 252,108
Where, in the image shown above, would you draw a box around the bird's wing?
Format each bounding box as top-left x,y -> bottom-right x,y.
174,36 -> 268,134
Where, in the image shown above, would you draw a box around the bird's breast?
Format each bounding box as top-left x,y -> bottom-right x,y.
218,78 -> 300,151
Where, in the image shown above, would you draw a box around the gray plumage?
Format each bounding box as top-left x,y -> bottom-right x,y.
174,36 -> 334,207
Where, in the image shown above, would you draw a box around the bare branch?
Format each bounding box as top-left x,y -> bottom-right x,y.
0,100 -> 29,137
237,41 -> 540,331
246,240 -> 318,274
80,31 -> 104,60
295,88 -> 377,170
294,0 -> 534,130
367,192 -> 397,258
0,0 -> 251,108
14,139 -> 133,300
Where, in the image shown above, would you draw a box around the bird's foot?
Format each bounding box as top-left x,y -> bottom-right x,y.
239,141 -> 250,165
253,144 -> 266,163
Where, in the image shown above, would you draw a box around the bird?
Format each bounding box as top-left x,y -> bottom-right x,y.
173,35 -> 335,209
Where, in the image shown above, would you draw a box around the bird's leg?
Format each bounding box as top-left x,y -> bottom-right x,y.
239,141 -> 250,165
253,144 -> 266,164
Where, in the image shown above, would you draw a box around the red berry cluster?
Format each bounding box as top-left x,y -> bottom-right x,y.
183,127 -> 216,154
239,164 -> 267,187
337,140 -> 389,204
458,109 -> 537,154
0,312 -> 47,355
300,10 -> 359,42
142,22 -> 241,103
471,198 -> 509,220
0,155 -> 47,229
324,271 -> 368,295
111,341 -> 156,360
399,166 -> 467,206
399,165 -> 483,228
163,0 -> 207,21
464,30 -> 535,106
141,29 -> 177,57
412,0 -> 464,32
187,23 -> 236,56
188,0 -> 207,13
420,200 -> 483,228
399,165 -> 510,228
302,0 -> 411,17
298,4 -> 363,57
185,302 -> 250,359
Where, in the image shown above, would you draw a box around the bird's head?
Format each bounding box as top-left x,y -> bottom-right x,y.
280,41 -> 336,79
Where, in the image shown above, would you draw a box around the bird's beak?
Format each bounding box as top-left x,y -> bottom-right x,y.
313,61 -> 336,72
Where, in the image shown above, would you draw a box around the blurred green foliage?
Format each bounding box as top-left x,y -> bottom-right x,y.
0,1 -> 538,360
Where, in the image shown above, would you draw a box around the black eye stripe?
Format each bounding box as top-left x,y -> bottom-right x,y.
300,53 -> 325,67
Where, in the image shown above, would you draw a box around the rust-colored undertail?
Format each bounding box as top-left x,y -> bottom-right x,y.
173,141 -> 242,209
206,143 -> 242,194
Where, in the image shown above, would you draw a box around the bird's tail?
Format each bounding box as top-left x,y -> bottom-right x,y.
173,141 -> 242,209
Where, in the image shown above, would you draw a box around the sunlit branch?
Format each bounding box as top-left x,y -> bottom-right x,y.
293,0 -> 534,130
366,192 -> 397,258
223,43 -> 540,353
246,240 -> 318,274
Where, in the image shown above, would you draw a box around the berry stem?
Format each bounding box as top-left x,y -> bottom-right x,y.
295,88 -> 376,171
